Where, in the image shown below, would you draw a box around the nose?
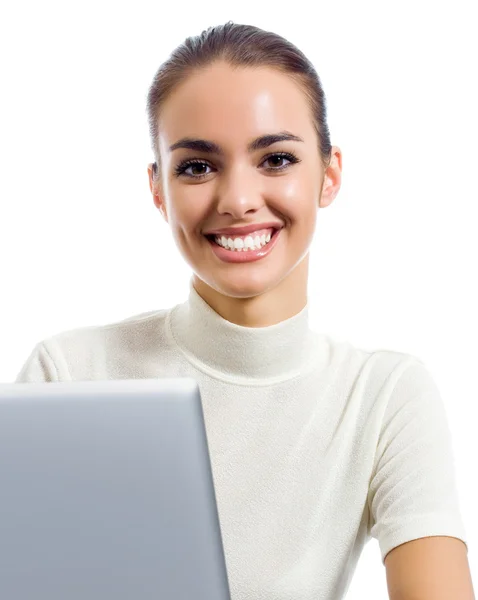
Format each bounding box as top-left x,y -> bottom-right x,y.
215,165 -> 263,219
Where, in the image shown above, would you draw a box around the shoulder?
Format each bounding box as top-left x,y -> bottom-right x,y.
15,307 -> 172,383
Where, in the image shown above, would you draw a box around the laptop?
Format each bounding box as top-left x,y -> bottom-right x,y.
0,378 -> 232,600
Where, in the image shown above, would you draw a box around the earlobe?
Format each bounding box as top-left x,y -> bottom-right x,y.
148,163 -> 169,223
319,190 -> 334,209
319,148 -> 342,208
154,193 -> 168,223
318,177 -> 337,209
159,203 -> 169,223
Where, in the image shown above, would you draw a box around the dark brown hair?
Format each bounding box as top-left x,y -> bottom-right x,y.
146,21 -> 332,180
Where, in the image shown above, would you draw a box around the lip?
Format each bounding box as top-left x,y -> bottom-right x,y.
203,222 -> 283,236
205,227 -> 282,263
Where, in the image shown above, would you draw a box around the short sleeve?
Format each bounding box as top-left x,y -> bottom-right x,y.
14,341 -> 59,383
367,357 -> 468,565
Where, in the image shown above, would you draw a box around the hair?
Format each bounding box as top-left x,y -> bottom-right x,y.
146,21 -> 332,180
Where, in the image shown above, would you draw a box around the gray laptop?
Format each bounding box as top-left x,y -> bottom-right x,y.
0,378 -> 232,600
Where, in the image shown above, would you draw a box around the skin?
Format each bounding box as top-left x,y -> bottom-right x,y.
148,60 -> 342,327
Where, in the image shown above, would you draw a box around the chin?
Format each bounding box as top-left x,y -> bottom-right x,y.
208,273 -> 280,300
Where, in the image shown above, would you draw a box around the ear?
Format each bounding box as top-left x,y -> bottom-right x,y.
147,163 -> 169,223
319,146 -> 342,209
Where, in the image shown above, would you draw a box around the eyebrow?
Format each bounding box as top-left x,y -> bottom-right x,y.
168,131 -> 304,154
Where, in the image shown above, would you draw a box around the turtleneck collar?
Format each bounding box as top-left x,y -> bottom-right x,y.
166,278 -> 327,384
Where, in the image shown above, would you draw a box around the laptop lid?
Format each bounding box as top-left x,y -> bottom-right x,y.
0,378 -> 232,600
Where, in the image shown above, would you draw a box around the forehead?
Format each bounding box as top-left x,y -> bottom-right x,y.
158,62 -> 315,151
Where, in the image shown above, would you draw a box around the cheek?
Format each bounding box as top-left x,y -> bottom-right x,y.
168,188 -> 208,231
271,175 -> 317,218
280,177 -> 301,199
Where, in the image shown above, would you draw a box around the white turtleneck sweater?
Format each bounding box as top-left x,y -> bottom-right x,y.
15,280 -> 468,600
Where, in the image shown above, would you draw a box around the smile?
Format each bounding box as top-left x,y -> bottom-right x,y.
204,228 -> 282,264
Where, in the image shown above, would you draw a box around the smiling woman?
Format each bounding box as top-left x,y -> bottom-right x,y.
147,57 -> 341,323
16,20 -> 473,600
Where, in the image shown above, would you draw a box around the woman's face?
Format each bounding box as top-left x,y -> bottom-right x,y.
149,61 -> 341,307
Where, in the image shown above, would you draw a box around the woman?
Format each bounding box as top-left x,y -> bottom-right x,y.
16,21 -> 472,600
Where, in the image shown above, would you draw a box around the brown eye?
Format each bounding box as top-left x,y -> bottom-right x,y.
174,151 -> 300,180
188,163 -> 209,176
261,152 -> 300,171
265,155 -> 287,168
174,160 -> 213,179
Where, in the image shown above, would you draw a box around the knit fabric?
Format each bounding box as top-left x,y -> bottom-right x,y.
15,278 -> 468,599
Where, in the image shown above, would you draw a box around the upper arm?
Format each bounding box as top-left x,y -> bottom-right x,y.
368,357 -> 469,573
385,535 -> 475,600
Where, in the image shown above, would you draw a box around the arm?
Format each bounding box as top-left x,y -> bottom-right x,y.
385,535 -> 475,600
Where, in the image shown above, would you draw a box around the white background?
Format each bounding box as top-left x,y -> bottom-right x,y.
1,0 -> 476,596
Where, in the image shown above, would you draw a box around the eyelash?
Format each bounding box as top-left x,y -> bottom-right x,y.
173,151 -> 301,180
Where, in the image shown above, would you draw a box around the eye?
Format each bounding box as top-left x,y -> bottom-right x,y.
261,152 -> 299,171
174,160 -> 212,179
173,151 -> 300,180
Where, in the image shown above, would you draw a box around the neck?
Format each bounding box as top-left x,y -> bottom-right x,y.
168,258 -> 327,383
191,255 -> 309,328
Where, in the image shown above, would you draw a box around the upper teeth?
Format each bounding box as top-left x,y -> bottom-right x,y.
214,230 -> 273,251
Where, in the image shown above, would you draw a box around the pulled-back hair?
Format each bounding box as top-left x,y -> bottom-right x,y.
146,21 -> 332,179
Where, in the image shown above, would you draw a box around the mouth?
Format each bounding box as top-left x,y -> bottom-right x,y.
202,226 -> 283,263
203,226 -> 282,246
